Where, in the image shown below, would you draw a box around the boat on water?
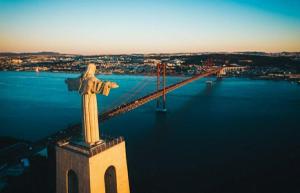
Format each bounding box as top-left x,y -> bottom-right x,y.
35,67 -> 39,73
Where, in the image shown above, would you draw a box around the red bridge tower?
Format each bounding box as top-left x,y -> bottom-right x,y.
156,63 -> 167,112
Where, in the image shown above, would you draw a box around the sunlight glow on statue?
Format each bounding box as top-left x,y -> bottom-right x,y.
65,63 -> 119,146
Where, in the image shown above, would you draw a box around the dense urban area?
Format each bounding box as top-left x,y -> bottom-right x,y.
1,52 -> 300,82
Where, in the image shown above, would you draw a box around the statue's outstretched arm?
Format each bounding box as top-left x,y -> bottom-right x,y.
93,80 -> 118,96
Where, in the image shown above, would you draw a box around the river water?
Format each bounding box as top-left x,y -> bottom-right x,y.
1,71 -> 300,193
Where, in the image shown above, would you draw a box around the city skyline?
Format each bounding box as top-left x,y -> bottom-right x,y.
1,0 -> 300,54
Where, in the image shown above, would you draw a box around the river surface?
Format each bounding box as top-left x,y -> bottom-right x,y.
1,71 -> 300,193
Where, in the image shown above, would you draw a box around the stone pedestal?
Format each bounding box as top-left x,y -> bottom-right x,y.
56,137 -> 130,193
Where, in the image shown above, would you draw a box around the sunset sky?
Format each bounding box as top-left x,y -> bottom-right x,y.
0,0 -> 300,54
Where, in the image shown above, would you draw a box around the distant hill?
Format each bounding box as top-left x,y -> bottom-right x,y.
0,52 -> 61,56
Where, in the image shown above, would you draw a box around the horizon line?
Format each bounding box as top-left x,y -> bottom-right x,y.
1,50 -> 300,56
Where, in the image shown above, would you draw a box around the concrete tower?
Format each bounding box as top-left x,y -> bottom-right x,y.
56,64 -> 130,193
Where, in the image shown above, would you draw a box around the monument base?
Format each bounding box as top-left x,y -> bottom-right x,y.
56,137 -> 130,193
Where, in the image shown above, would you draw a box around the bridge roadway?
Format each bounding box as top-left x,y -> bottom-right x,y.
1,67 -> 222,162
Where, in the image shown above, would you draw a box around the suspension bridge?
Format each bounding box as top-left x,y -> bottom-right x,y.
99,67 -> 221,121
98,65 -> 247,121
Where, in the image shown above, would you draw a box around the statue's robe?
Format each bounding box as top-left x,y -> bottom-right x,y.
66,77 -> 112,145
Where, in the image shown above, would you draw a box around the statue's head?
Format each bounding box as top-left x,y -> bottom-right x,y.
83,63 -> 96,78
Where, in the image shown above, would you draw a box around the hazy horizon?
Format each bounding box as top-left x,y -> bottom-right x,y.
1,50 -> 300,56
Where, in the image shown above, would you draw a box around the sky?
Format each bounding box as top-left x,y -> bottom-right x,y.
0,0 -> 300,54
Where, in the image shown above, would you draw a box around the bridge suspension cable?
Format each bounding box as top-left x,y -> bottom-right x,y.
102,69 -> 157,113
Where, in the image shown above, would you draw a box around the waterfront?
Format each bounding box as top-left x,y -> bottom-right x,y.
1,71 -> 300,192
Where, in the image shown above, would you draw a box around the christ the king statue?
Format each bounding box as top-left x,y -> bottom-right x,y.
65,63 -> 119,146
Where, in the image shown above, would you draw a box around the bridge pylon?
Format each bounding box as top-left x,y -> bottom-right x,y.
156,63 -> 167,112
